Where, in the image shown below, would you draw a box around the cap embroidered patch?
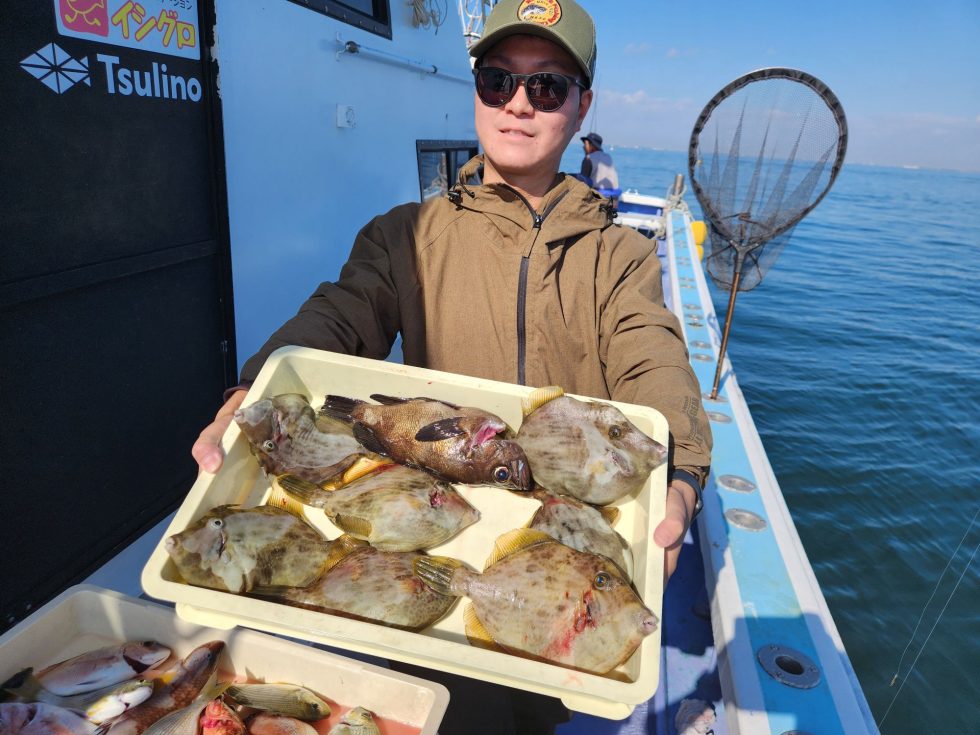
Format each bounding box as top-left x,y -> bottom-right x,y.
517,0 -> 562,27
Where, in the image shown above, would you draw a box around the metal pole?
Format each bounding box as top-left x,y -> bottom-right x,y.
709,255 -> 744,399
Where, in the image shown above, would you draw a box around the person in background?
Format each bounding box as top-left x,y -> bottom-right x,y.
192,0 -> 710,732
579,131 -> 621,202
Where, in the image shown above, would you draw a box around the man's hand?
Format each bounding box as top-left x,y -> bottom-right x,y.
191,389 -> 247,474
653,479 -> 699,581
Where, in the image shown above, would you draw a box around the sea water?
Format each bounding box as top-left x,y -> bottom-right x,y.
559,147 -> 979,733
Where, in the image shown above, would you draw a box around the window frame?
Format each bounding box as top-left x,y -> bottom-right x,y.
286,0 -> 393,40
416,139 -> 480,202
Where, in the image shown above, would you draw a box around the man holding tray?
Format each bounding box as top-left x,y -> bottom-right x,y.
193,1 -> 711,732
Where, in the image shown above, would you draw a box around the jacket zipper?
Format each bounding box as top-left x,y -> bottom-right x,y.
506,187 -> 568,385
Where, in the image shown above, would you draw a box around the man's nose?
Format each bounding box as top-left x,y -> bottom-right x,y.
503,80 -> 534,114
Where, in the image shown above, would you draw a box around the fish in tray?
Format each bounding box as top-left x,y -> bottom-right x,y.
234,394 -> 385,486
199,698 -> 244,735
526,488 -> 634,580
414,529 -> 657,675
327,707 -> 379,735
273,465 -> 480,551
164,505 -> 334,593
103,641 -> 224,735
516,387 -> 667,505
0,702 -> 100,734
319,394 -> 531,491
31,642 -> 170,697
277,536 -> 456,631
1,671 -> 154,724
245,713 -> 317,735
223,684 -> 330,721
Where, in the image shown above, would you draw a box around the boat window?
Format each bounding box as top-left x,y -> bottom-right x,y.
417,140 -> 479,201
287,0 -> 392,39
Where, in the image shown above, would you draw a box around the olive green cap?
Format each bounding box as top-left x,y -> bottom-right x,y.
469,0 -> 596,88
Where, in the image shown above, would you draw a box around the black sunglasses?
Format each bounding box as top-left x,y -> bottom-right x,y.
473,66 -> 586,112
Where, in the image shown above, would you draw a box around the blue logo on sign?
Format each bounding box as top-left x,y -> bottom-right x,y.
21,43 -> 90,94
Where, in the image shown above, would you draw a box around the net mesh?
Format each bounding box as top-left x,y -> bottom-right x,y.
689,69 -> 846,291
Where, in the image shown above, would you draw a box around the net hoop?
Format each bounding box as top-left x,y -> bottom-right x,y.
687,67 -> 848,250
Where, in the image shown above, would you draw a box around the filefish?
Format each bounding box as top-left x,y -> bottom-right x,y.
415,529 -> 657,675
164,505 -> 333,593
516,387 -> 667,505
279,536 -> 455,631
224,684 -> 330,721
527,488 -> 634,580
234,394 -> 383,486
0,702 -> 97,734
103,641 -> 225,735
328,707 -> 379,735
32,642 -> 170,696
0,670 -> 153,724
245,713 -> 317,735
274,464 -> 480,551
199,698 -> 244,735
320,394 -> 531,491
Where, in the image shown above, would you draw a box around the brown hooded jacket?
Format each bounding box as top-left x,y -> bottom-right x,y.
240,156 -> 711,480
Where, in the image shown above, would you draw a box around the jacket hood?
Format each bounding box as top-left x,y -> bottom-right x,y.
450,155 -> 616,243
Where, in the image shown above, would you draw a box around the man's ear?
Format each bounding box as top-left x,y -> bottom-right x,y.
574,88 -> 593,133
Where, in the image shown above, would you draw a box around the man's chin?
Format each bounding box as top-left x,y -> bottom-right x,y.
486,152 -> 554,180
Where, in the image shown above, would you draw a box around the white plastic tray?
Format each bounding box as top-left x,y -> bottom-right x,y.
142,347 -> 668,719
0,585 -> 448,734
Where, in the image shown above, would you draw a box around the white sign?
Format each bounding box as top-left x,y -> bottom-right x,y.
54,0 -> 200,60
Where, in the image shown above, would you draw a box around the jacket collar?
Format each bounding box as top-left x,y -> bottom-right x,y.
450,155 -> 614,239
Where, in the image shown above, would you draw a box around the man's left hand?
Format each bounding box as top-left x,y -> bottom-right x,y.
653,479 -> 699,581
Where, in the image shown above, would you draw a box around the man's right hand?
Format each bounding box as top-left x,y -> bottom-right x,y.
191,389 -> 247,474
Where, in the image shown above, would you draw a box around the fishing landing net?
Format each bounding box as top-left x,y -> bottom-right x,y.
687,67 -> 847,397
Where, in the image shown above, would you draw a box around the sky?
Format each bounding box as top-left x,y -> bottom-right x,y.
568,0 -> 980,172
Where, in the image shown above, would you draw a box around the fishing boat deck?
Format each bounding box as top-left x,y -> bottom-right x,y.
75,194 -> 877,735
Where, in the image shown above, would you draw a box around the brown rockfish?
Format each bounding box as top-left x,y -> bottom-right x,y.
414,529 -> 657,675
279,536 -> 455,631
234,394 -> 382,485
527,488 -> 634,580
103,641 -> 224,735
274,465 -> 480,551
164,505 -> 333,593
516,387 -> 667,505
319,394 -> 530,491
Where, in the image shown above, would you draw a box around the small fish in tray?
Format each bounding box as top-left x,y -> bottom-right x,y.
223,684 -> 330,721
526,488 -> 634,580
273,465 -> 480,551
516,387 -> 667,505
320,394 -> 531,491
31,642 -> 170,697
0,701 -> 100,734
103,641 -> 224,735
277,536 -> 456,631
164,505 -> 334,594
136,675 -> 229,735
234,394 -> 385,486
200,698 -> 244,735
328,707 -> 379,735
1,672 -> 154,724
415,529 -> 657,675
245,713 -> 317,735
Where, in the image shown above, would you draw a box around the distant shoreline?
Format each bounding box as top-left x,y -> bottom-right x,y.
589,145 -> 980,175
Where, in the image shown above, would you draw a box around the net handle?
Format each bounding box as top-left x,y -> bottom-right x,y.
687,67 -> 849,248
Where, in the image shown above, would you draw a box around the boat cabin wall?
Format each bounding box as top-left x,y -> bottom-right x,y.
213,1 -> 477,371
